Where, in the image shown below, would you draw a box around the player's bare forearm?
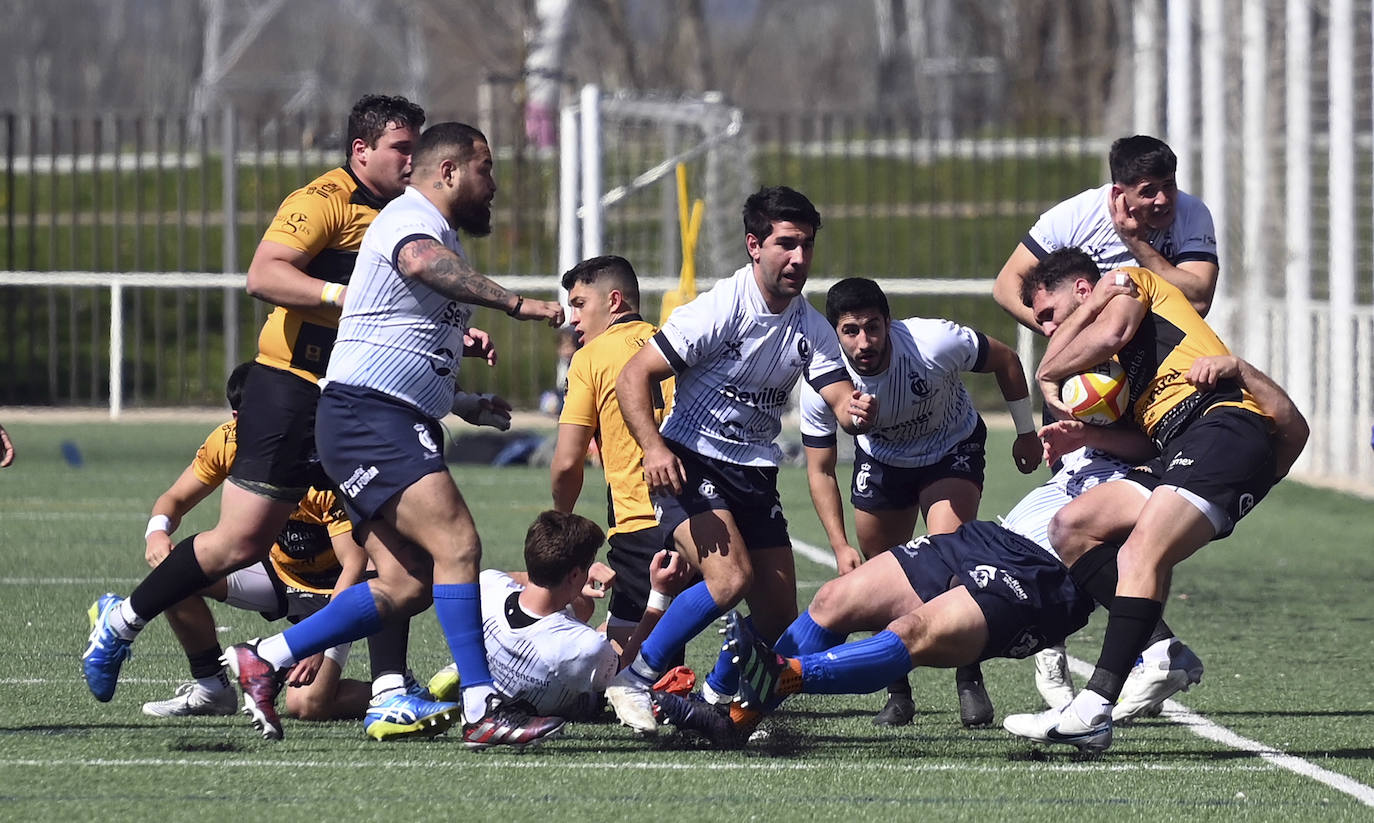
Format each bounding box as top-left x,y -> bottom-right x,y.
1038,300 -> 1142,382
982,337 -> 1031,402
1128,245 -> 1218,316
246,241 -> 344,314
551,423 -> 593,511
819,381 -> 876,435
804,446 -> 853,552
993,243 -> 1043,332
328,533 -> 369,596
616,351 -> 671,453
397,237 -> 518,312
1191,355 -> 1308,478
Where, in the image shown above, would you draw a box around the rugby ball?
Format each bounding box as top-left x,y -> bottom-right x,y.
1060,360 -> 1129,425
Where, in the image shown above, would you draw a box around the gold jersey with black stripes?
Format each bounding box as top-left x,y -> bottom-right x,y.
1114,266 -> 1268,444
191,420 -> 352,594
559,315 -> 673,536
254,165 -> 389,382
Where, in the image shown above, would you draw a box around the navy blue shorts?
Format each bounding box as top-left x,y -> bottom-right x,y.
315,383 -> 447,525
850,418 -> 987,511
229,364 -> 330,502
650,440 -> 789,551
1128,407 -> 1276,539
892,520 -> 1094,661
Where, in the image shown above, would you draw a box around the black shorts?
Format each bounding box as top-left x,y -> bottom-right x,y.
315,383 -> 447,525
1128,407 -> 1277,539
650,440 -> 789,551
850,418 -> 987,511
893,520 -> 1094,662
606,525 -> 674,622
229,364 -> 330,502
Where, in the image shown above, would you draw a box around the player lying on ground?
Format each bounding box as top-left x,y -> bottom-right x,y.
426,510 -> 692,719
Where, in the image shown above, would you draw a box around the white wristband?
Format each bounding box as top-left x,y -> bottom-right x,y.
1006,396 -> 1036,435
646,590 -> 674,612
145,514 -> 172,539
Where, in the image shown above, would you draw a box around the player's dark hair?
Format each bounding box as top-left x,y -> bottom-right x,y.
825,277 -> 890,326
1020,247 -> 1100,308
524,510 -> 605,588
412,121 -> 488,174
560,255 -> 641,311
1108,135 -> 1177,185
346,94 -> 425,157
742,185 -> 822,242
225,361 -> 255,411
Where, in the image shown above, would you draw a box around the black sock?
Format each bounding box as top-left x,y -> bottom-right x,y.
188,646 -> 224,680
1085,596 -> 1163,701
128,535 -> 214,622
1070,541 -> 1176,646
955,662 -> 983,685
888,675 -> 913,697
1069,541 -> 1121,608
367,615 -> 411,681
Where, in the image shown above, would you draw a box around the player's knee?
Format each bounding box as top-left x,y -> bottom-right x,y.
1047,510 -> 1091,562
707,565 -> 752,606
808,579 -> 848,626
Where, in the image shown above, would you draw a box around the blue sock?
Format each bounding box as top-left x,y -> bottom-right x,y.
705,614 -> 751,696
282,582 -> 382,660
774,610 -> 847,656
797,630 -> 912,695
433,582 -> 493,688
638,580 -> 727,673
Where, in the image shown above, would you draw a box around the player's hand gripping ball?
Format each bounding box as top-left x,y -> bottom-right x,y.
1060,360 -> 1129,425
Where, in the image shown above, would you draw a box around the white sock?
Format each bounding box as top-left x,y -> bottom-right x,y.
701,681 -> 734,705
112,599 -> 145,639
1070,690 -> 1112,725
462,683 -> 496,724
372,673 -> 406,700
627,655 -> 658,684
256,634 -> 296,670
196,670 -> 231,694
1141,638 -> 1174,666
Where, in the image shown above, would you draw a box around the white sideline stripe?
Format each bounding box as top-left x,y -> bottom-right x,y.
0,756 -> 1272,775
1064,657 -> 1374,808
0,578 -> 143,585
792,538 -> 1374,808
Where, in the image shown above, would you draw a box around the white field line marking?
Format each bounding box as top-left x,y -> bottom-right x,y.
793,537 -> 1374,808
0,756 -> 1275,775
0,578 -> 143,585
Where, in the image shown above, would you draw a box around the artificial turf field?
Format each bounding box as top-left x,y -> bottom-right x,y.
2,419 -> 1372,821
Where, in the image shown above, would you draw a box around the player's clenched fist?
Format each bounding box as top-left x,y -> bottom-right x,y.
511,296 -> 565,327
641,443 -> 686,496
848,390 -> 879,432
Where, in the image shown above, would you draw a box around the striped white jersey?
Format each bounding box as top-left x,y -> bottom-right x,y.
998,447 -> 1133,558
799,317 -> 986,468
652,265 -> 848,467
479,570 -> 619,718
1024,183 -> 1218,272
324,187 -> 473,420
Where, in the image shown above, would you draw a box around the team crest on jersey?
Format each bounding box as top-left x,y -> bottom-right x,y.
796,337 -> 811,360
414,423 -> 438,454
697,478 -> 719,500
909,375 -> 930,397
951,454 -> 972,473
431,347 -> 454,377
722,340 -> 744,360
854,462 -> 872,495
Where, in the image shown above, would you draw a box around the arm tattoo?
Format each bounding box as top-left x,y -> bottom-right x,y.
397,238 -> 514,310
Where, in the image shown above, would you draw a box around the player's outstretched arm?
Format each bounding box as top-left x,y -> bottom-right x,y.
396,237 -> 563,325
817,381 -> 878,436
978,336 -> 1040,473
993,243 -> 1044,332
145,466 -> 220,567
1186,355 -> 1309,479
803,445 -> 862,574
616,345 -> 684,494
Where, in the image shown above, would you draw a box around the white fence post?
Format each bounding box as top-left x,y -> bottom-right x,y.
109,280 -> 122,419
579,84 -> 602,260
222,105 -> 239,379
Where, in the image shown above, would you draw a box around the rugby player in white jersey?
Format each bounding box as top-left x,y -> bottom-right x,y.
602,186 -> 877,734
990,135 -> 1220,714
656,352 -> 1303,747
222,122 -> 567,748
796,276 -> 1040,728
429,510 -> 691,719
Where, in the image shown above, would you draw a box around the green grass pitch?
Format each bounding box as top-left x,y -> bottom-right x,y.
1,420 -> 1372,821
